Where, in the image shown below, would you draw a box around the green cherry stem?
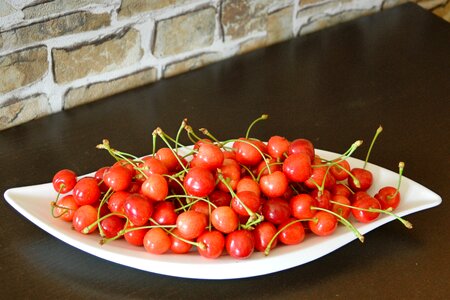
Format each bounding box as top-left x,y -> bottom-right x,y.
364,125 -> 383,169
245,114 -> 268,139
388,161 -> 405,200
155,127 -> 188,173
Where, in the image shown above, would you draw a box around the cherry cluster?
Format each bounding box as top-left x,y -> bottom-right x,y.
51,115 -> 410,259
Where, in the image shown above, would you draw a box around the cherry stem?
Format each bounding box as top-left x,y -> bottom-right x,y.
329,200 -> 413,229
364,125 -> 383,169
388,161 -> 405,200
224,138 -> 271,175
311,206 -> 364,242
264,218 -> 315,256
50,184 -> 66,218
155,127 -> 188,173
245,114 -> 268,139
199,128 -> 224,147
169,195 -> 217,212
256,161 -> 283,182
82,211 -> 126,235
154,219 -> 206,250
96,187 -> 113,236
184,125 -> 203,144
100,222 -> 177,245
175,118 -> 188,153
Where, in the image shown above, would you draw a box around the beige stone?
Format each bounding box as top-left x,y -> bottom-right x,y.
22,0 -> 112,19
221,0 -> 272,41
300,8 -> 377,35
64,68 -> 157,109
238,36 -> 267,54
163,52 -> 223,78
0,46 -> 48,94
266,6 -> 294,46
118,0 -> 192,18
153,7 -> 216,58
52,28 -> 143,84
0,1 -> 17,18
382,0 -> 410,10
0,94 -> 51,131
299,0 -> 327,7
0,11 -> 110,51
432,1 -> 450,22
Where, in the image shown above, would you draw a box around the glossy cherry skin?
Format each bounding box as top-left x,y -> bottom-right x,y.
209,189 -> 232,207
233,138 -> 264,167
107,191 -> 130,216
309,211 -> 337,236
143,227 -> 171,254
348,168 -> 373,192
310,189 -> 332,210
53,195 -> 78,222
72,177 -> 101,206
352,196 -> 381,223
259,171 -> 289,198
225,229 -> 255,259
216,159 -> 241,192
170,228 -> 193,254
183,167 -> 216,197
95,166 -> 110,192
124,193 -> 153,226
211,206 -> 239,234
304,166 -> 336,191
267,135 -> 290,160
124,225 -> 148,246
289,194 -> 317,219
197,230 -> 225,259
52,169 -> 77,194
72,205 -> 98,234
176,210 -> 207,239
140,173 -> 168,201
331,183 -> 352,198
140,156 -> 168,176
282,153 -> 312,183
103,165 -> 133,192
151,201 -> 177,225
288,138 -> 315,162
253,221 -> 278,252
191,143 -> 224,171
100,215 -> 126,238
330,195 -> 352,219
231,191 -> 261,217
375,186 -> 400,210
261,197 -> 291,225
236,176 -> 261,198
330,159 -> 351,181
277,218 -> 305,245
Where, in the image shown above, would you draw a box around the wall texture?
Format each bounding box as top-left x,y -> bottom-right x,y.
1,0 -> 449,131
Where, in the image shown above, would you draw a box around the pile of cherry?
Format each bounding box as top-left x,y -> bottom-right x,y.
51,115 -> 411,259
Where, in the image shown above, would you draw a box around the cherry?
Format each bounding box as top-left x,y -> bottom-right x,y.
112,160 -> 136,178
310,189 -> 332,210
52,195 -> 78,222
183,167 -> 215,197
288,138 -> 315,162
176,210 -> 207,239
330,159 -> 351,181
233,138 -> 264,167
72,177 -> 101,206
103,165 -> 133,192
259,171 -> 288,198
261,197 -> 291,225
209,189 -> 232,207
231,191 -> 261,217
197,230 -> 225,259
143,227 -> 171,254
236,176 -> 261,198
72,205 -> 98,234
140,173 -> 168,201
211,206 -> 239,234
124,225 -> 148,246
155,147 -> 183,172
309,211 -> 337,236
124,193 -> 153,226
304,165 -> 336,191
225,229 -> 254,259
52,169 -> 77,194
151,201 -> 177,225
94,166 -> 110,192
289,193 -> 317,219
190,200 -> 211,217
267,135 -> 290,159
107,191 -> 130,216
100,215 -> 125,238
282,153 -> 312,182
331,183 -> 352,198
140,156 -> 168,176
352,196 -> 381,223
216,159 -> 241,192
191,143 -> 224,170
348,168 -> 373,192
375,186 -> 400,210
170,228 -> 193,254
330,195 -> 352,219
277,218 -> 306,245
253,222 -> 278,252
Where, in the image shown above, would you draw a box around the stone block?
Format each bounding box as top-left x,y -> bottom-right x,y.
153,7 -> 216,58
0,46 -> 48,94
22,0 -> 112,19
52,28 -> 143,84
266,6 -> 294,46
0,11 -> 110,52
118,0 -> 192,18
163,52 -> 223,78
0,94 -> 51,131
64,68 -> 157,109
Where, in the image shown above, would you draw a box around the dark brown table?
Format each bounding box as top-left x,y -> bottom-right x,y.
1,3 -> 449,299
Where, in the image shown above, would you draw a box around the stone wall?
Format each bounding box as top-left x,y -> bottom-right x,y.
1,0 -> 449,131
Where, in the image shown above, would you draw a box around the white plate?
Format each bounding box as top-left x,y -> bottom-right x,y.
4,149 -> 442,279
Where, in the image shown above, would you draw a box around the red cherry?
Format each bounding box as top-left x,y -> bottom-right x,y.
236,176 -> 261,198
331,183 -> 352,198
352,196 -> 381,223
331,195 -> 352,219
225,229 -> 254,259
277,218 -> 306,245
183,167 -> 215,197
155,147 -> 184,172
100,215 -> 125,238
124,193 -> 153,226
288,138 -> 315,162
140,156 -> 168,176
289,193 -> 317,219
72,205 -> 98,233
348,168 -> 373,191
259,171 -> 288,198
253,221 -> 278,252
261,197 -> 291,225
151,201 -> 177,225
211,206 -> 239,234
309,211 -> 337,236
53,195 -> 78,222
330,159 -> 351,181
107,191 -> 130,216
282,153 -> 312,182
94,166 -> 110,192
143,227 -> 171,254
209,189 -> 232,207
310,189 -> 332,210
267,135 -> 290,159
52,169 -> 77,194
233,138 -> 264,167
176,210 -> 207,239
170,228 -> 193,254
231,191 -> 261,217
103,165 -> 133,192
73,177 -> 101,206
124,225 -> 148,246
375,186 -> 400,210
191,143 -> 224,170
216,159 -> 241,192
140,173 -> 168,201
197,230 -> 225,259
